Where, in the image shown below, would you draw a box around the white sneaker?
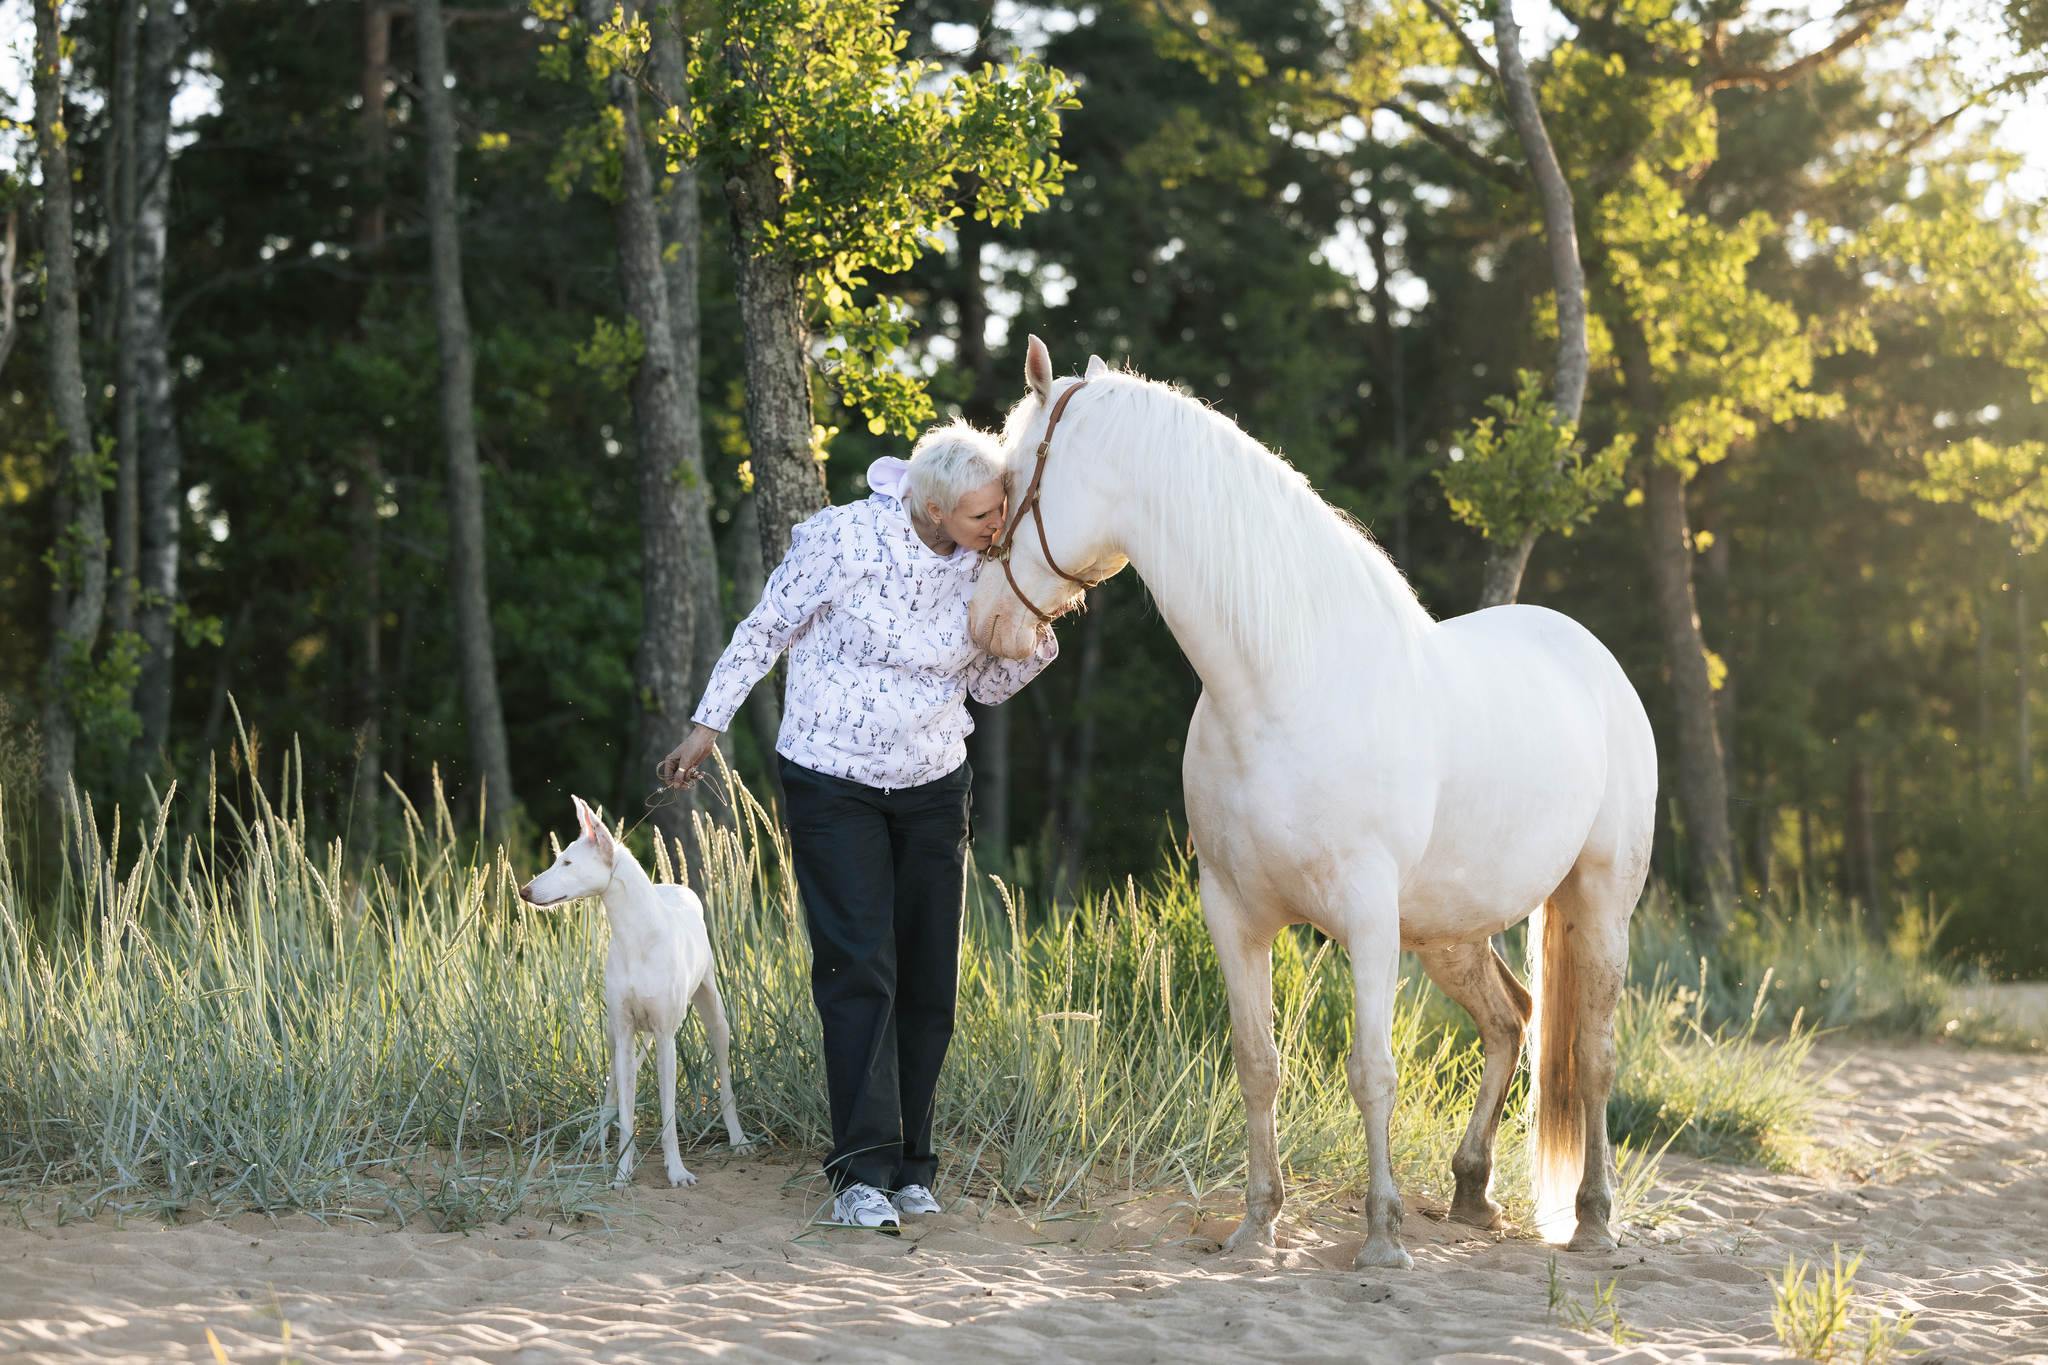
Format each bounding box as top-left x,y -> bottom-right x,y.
892,1184 -> 942,1217
827,1183 -> 900,1230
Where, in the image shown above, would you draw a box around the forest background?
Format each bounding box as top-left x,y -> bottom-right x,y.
4,0 -> 2048,973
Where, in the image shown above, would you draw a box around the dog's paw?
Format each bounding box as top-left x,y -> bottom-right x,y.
669,1165 -> 697,1188
731,1141 -> 758,1158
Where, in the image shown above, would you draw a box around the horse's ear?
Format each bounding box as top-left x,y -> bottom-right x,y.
1026,334 -> 1053,402
1085,354 -> 1108,379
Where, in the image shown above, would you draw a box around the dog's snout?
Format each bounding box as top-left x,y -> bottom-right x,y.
517,882 -> 535,904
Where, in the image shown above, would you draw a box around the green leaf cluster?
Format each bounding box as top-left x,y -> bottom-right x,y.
572,315 -> 646,394
817,292 -> 929,438
1437,370 -> 1632,544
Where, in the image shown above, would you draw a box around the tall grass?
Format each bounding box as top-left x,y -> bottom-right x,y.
0,749 -> 1834,1230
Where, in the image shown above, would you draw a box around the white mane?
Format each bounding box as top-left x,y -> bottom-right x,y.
1006,371 -> 1435,671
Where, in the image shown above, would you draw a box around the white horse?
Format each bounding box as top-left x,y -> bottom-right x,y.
969,339 -> 1656,1268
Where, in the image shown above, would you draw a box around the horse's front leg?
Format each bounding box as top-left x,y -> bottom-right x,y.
1346,912 -> 1413,1270
1202,876 -> 1282,1252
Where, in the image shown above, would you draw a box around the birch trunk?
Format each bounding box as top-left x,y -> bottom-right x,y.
588,0 -> 720,854
1480,0 -> 1589,608
724,152 -> 825,568
36,0 -> 110,818
416,0 -> 518,835
132,0 -> 184,767
0,209 -> 18,379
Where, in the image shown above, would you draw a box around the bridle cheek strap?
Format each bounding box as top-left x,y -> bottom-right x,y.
992,380 -> 1100,625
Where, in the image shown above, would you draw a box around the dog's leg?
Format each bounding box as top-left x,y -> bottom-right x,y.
612,1025 -> 639,1187
656,1028 -> 694,1187
694,979 -> 752,1154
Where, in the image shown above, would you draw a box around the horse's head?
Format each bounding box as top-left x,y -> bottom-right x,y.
969,336 -> 1130,659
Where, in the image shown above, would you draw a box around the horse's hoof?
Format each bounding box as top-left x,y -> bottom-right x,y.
1222,1218 -> 1276,1252
1567,1223 -> 1617,1253
669,1166 -> 697,1189
1448,1196 -> 1504,1229
1355,1240 -> 1414,1271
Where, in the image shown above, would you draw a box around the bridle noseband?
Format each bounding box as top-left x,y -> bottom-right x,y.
989,380 -> 1100,625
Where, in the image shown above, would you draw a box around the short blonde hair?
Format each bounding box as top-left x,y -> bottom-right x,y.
906,421 -> 1005,515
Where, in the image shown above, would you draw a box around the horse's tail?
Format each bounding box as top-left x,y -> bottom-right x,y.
1526,894 -> 1583,1242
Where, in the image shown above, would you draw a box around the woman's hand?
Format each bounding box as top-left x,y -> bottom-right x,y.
658,724 -> 722,790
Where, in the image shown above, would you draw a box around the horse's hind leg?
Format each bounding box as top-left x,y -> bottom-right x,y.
1417,939 -> 1532,1228
1554,864 -> 1633,1251
1202,873 -> 1283,1252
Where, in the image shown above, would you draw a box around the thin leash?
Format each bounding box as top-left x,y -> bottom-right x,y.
620,772 -> 730,848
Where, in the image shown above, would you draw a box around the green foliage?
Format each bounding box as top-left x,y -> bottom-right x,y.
817,293 -> 930,437
1773,1246 -> 1918,1365
1437,369 -> 1632,544
674,0 -> 1075,436
57,632 -> 144,756
1911,437 -> 2048,551
573,315 -> 647,394
1548,1254 -> 1642,1345
678,2 -> 1075,267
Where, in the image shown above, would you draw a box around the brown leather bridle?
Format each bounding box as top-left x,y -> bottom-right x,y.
989,380 -> 1100,624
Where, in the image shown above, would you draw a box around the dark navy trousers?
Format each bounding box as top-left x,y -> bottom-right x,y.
781,757 -> 970,1194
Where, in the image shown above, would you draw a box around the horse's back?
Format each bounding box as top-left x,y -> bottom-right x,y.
1385,605 -> 1653,935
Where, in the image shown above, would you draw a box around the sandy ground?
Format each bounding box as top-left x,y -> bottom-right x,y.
2,1043 -> 2044,1365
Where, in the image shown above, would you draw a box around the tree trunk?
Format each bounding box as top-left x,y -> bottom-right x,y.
729,493 -> 785,812
1976,589 -> 1991,803
2019,564 -> 2033,803
1846,748 -> 1882,941
132,0 -> 184,770
1616,311 -> 1734,928
1481,0 -> 1590,607
0,208 -> 19,378
361,1 -> 396,248
110,0 -> 140,644
724,154 -> 825,569
733,491 -> 786,810
588,0 -> 721,857
1477,530 -> 1537,609
649,15 -> 733,784
1642,457 -> 1735,925
35,0 -> 110,819
416,0 -> 518,837
1053,588 -> 1107,905
1363,159 -> 1410,574
349,440 -> 383,846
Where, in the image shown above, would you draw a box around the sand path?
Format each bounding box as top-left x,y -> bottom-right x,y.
2,1044 -> 2043,1364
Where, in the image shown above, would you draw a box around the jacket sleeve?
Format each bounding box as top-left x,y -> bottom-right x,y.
691,515 -> 849,732
964,626 -> 1059,706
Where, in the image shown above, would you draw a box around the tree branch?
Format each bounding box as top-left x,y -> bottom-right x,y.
1376,100 -> 1529,191
1418,0 -> 1497,80
1704,5 -> 1901,91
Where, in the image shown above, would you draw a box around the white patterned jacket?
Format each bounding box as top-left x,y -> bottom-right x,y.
692,488 -> 1057,791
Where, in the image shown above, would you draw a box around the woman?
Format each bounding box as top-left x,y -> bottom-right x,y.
658,423 -> 1057,1230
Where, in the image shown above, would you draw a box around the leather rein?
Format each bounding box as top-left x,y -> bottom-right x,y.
989,380 -> 1098,625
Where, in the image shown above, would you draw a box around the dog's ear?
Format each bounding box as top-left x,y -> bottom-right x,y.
1026,334 -> 1053,402
572,795 -> 596,844
1085,354 -> 1108,379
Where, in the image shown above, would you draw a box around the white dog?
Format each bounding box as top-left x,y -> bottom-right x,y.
519,796 -> 750,1186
